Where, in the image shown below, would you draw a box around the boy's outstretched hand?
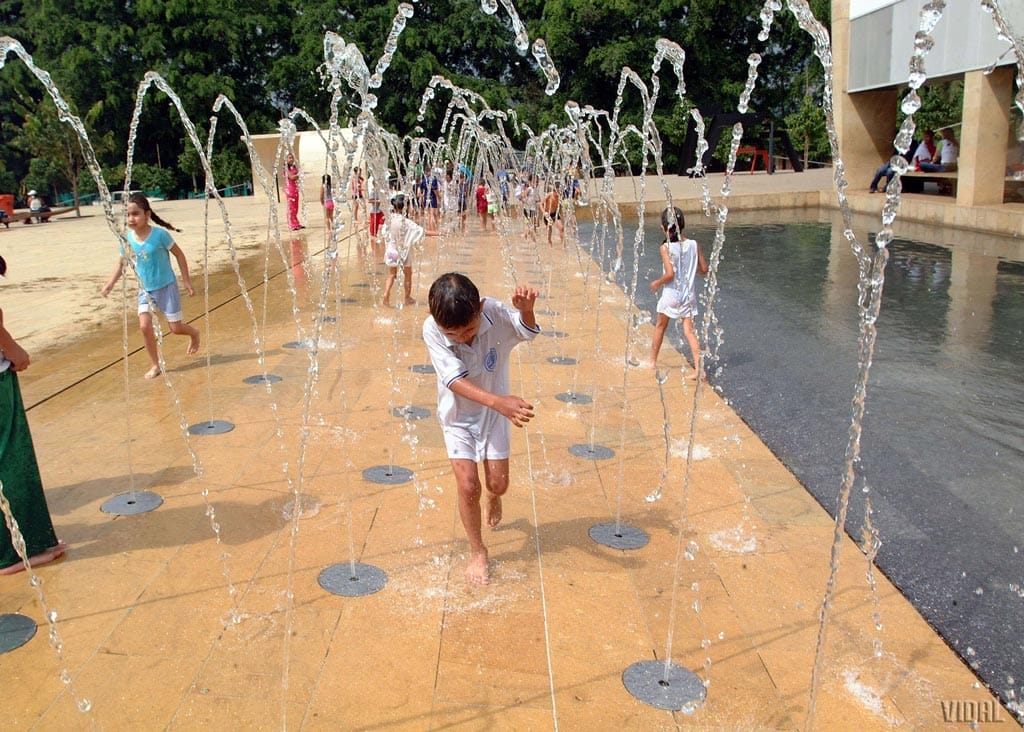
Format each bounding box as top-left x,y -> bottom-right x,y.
494,394 -> 535,428
511,286 -> 538,313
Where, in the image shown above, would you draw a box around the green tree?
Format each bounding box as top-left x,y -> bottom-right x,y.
898,79 -> 964,139
5,97 -> 113,211
0,0 -> 830,192
785,94 -> 829,165
129,162 -> 176,195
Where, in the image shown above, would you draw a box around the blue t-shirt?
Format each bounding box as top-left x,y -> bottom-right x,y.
128,226 -> 176,291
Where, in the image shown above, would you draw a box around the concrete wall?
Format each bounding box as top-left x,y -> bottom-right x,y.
247,129 -> 362,204
848,0 -> 1022,92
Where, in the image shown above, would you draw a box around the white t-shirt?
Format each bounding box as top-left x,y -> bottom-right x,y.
422,298 -> 540,430
938,140 -> 958,165
384,213 -> 424,267
656,237 -> 701,319
910,140 -> 934,166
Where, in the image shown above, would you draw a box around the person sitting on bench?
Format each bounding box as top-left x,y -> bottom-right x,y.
869,130 -> 935,192
26,190 -> 51,224
919,128 -> 958,173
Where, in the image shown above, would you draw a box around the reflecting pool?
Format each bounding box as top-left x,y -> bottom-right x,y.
597,210 -> 1024,710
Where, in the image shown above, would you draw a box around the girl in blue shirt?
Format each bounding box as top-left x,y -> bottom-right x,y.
100,193 -> 199,379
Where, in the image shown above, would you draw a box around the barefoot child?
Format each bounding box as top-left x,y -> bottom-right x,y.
540,184 -> 563,246
422,273 -> 540,585
320,174 -> 335,231
100,193 -> 200,379
382,194 -> 424,307
648,206 -> 708,374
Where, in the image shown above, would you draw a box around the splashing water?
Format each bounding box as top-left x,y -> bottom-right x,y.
531,39 -> 561,96
0,481 -> 91,715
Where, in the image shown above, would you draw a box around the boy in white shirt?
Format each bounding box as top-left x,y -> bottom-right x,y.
422,273 -> 540,584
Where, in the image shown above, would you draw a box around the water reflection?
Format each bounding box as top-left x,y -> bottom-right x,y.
289,236 -> 307,295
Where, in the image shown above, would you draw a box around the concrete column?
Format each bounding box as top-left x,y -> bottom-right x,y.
957,66 -> 1014,207
248,135 -> 283,203
832,0 -> 899,189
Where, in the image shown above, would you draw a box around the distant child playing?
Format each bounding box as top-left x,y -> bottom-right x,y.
367,176 -> 385,243
100,193 -> 200,379
284,153 -> 302,231
382,194 -> 424,307
422,273 -> 540,585
647,206 -> 708,375
320,174 -> 335,231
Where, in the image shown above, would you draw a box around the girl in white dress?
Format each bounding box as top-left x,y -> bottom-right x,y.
647,206 -> 708,375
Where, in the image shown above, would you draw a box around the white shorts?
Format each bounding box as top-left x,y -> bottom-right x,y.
384,249 -> 408,268
138,282 -> 183,321
442,414 -> 510,461
656,289 -> 695,320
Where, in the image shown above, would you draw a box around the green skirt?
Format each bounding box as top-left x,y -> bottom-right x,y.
0,369 -> 58,569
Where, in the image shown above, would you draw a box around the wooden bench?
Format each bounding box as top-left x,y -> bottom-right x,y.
901,171 -> 954,194
900,172 -> 1024,200
1,206 -> 78,227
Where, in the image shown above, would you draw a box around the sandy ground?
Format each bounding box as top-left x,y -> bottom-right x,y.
0,195 -> 333,358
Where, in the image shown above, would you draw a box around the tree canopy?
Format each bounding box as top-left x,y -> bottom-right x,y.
0,0 -> 835,200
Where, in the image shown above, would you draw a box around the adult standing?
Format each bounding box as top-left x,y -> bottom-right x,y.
0,254 -> 67,574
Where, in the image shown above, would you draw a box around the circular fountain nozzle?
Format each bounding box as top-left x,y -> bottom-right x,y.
0,613 -> 37,654
243,374 -> 283,385
101,491 -> 163,515
569,443 -> 614,460
622,660 -> 706,711
187,420 -> 235,435
362,465 -> 414,484
589,521 -> 649,550
318,562 -> 387,597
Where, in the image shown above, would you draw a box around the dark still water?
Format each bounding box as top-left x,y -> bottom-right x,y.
589,212 -> 1024,713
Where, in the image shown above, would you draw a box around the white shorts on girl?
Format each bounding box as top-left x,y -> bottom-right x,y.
656,288 -> 695,320
138,282 -> 183,321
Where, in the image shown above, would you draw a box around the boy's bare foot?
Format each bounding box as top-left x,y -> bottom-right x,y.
382,300 -> 393,308
0,540 -> 68,575
465,549 -> 490,585
485,493 -> 502,528
144,366 -> 162,379
187,332 -> 200,355
403,297 -> 416,306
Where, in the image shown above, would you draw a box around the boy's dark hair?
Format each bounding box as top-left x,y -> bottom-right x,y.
391,193 -> 405,211
129,192 -> 181,232
428,272 -> 480,329
0,253 -> 6,277
660,206 -> 685,239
